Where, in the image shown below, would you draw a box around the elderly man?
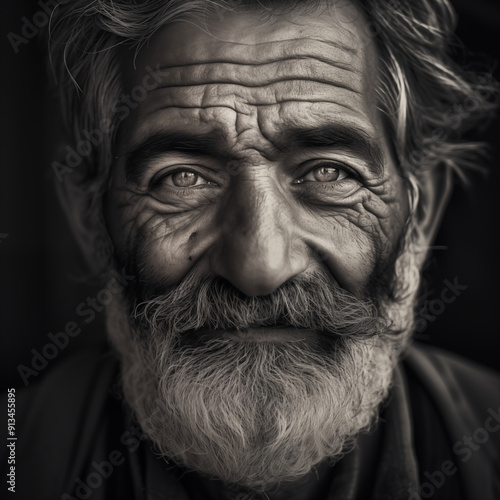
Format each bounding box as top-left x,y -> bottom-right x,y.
5,0 -> 500,499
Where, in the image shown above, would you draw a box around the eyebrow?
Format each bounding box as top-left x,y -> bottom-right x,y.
281,125 -> 385,177
124,131 -> 226,184
124,124 -> 385,183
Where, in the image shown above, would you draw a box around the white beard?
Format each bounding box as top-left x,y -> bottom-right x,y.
106,211 -> 423,489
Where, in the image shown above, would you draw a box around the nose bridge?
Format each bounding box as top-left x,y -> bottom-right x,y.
210,173 -> 304,296
232,176 -> 281,243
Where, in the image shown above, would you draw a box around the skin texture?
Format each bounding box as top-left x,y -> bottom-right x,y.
106,2 -> 411,305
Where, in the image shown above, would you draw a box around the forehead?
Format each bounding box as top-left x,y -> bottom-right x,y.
120,2 -> 382,154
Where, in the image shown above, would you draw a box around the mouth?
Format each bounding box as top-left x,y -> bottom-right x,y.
211,327 -> 319,342
178,326 -> 341,352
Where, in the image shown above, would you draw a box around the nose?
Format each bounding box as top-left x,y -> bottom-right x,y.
209,175 -> 308,296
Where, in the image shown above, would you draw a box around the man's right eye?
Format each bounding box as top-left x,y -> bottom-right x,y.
149,167 -> 215,190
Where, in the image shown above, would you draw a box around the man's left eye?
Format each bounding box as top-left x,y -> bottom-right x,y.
295,164 -> 351,184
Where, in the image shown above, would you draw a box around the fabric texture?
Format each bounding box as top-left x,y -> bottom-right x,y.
3,343 -> 500,500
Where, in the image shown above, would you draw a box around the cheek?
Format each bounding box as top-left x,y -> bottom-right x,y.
298,208 -> 378,292
106,184 -> 212,285
135,222 -> 190,285
298,187 -> 409,294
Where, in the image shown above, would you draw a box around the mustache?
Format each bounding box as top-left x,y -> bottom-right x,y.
128,270 -> 400,343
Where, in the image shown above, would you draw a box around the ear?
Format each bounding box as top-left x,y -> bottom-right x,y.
411,164 -> 454,264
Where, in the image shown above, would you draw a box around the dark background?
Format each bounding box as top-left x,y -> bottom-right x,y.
1,0 -> 499,390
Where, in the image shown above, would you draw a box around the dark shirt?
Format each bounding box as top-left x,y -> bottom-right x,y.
3,343 -> 500,499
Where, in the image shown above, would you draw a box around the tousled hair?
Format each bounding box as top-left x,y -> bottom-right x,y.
47,0 -> 498,273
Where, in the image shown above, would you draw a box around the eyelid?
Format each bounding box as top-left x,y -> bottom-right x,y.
296,160 -> 360,182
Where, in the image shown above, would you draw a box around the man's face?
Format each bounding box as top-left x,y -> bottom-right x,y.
104,1 -> 418,489
107,3 -> 409,301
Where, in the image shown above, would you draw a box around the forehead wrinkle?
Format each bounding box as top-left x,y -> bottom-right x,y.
152,78 -> 361,95
156,54 -> 363,81
143,104 -> 238,120
144,99 -> 358,121
141,80 -> 363,118
202,36 -> 358,54
145,35 -> 359,69
156,55 -> 357,72
151,57 -> 362,98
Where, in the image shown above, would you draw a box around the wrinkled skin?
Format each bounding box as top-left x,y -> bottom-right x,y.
106,3 -> 410,306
